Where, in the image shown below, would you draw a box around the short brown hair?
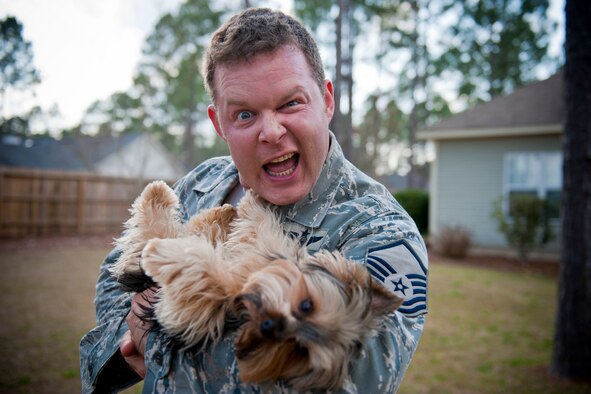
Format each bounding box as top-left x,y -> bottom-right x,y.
203,8 -> 325,102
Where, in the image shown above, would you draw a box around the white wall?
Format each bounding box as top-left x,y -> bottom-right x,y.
431,134 -> 561,249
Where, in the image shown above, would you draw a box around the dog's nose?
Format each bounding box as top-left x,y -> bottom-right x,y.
260,316 -> 286,338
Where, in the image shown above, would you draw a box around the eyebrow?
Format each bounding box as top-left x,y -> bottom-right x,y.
225,86 -> 308,108
278,86 -> 307,103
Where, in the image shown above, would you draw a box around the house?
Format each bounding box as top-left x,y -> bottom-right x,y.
417,72 -> 563,252
0,132 -> 186,181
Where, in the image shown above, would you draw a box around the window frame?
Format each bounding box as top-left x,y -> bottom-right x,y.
502,151 -> 562,221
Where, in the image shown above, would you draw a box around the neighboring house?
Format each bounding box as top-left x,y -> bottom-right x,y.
0,132 -> 186,181
417,72 -> 563,251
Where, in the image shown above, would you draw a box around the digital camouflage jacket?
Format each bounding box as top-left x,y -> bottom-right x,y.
80,134 -> 428,393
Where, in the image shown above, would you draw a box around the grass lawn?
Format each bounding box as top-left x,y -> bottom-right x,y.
0,241 -> 589,393
398,261 -> 590,394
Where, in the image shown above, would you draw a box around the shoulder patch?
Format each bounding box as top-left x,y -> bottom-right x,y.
366,240 -> 428,316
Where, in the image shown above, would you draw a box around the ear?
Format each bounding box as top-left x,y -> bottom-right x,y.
208,104 -> 226,141
323,79 -> 335,120
370,279 -> 404,316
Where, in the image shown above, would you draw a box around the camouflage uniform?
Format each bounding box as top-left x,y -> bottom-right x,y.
80,134 -> 428,393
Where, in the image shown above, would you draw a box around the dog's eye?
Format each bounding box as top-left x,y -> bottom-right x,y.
299,298 -> 313,314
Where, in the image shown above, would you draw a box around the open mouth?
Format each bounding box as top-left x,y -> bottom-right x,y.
264,153 -> 299,177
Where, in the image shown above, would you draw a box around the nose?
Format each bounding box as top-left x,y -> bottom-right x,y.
260,316 -> 286,338
258,112 -> 286,144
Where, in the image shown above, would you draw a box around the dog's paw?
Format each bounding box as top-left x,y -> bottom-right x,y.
132,181 -> 180,234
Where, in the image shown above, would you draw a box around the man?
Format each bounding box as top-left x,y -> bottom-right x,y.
80,8 -> 428,393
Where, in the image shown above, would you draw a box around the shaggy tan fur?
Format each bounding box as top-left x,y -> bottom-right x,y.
113,180 -> 403,391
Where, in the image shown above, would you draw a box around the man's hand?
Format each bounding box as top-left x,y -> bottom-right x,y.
120,330 -> 147,378
120,287 -> 158,378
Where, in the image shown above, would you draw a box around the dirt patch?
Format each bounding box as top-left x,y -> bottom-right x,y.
0,235 -> 116,252
0,244 -> 112,393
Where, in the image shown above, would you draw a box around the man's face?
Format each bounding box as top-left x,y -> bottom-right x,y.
208,46 -> 335,206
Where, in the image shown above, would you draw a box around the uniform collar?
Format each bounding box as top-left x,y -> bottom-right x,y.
191,159 -> 239,209
278,131 -> 344,228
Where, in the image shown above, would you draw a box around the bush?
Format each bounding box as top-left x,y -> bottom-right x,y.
394,189 -> 429,234
432,225 -> 472,259
491,195 -> 554,263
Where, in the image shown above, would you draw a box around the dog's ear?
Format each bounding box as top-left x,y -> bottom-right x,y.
370,279 -> 404,316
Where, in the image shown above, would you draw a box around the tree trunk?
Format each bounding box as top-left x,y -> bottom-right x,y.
551,0 -> 591,381
344,2 -> 354,164
331,1 -> 343,146
406,0 -> 420,189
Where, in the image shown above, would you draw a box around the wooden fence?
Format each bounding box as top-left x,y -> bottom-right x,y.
0,167 -> 174,238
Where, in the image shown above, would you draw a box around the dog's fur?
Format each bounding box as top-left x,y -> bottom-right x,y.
112,180 -> 403,390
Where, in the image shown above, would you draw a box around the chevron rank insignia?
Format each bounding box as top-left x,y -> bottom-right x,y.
366,240 -> 428,316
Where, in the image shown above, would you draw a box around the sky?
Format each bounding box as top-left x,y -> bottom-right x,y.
1,0 -> 183,130
0,0 -> 565,133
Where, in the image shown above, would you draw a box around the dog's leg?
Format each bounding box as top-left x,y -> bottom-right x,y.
184,204 -> 237,245
111,180 -> 182,289
140,236 -> 240,348
228,191 -> 302,261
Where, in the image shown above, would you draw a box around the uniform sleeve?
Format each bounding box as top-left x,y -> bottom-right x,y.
79,247 -> 142,393
339,210 -> 429,392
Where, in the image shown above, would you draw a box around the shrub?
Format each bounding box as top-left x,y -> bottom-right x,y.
491,195 -> 554,263
394,189 -> 429,234
432,225 -> 472,259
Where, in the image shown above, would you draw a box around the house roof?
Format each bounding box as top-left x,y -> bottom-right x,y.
417,71 -> 564,140
0,132 -> 142,171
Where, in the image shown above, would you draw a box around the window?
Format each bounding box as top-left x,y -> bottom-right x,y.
504,152 -> 562,219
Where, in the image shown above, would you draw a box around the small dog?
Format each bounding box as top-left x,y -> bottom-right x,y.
112,180 -> 403,390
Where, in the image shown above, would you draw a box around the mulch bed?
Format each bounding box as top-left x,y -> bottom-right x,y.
429,250 -> 561,277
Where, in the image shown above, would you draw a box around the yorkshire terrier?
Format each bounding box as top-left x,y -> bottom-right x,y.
111,180 -> 403,391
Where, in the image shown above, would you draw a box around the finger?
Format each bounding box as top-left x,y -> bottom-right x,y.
122,353 -> 147,379
120,331 -> 137,357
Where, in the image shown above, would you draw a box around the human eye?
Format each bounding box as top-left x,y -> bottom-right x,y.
237,110 -> 253,121
284,100 -> 300,107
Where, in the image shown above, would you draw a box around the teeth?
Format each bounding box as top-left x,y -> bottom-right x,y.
265,152 -> 297,177
269,153 -> 295,163
267,167 -> 295,177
